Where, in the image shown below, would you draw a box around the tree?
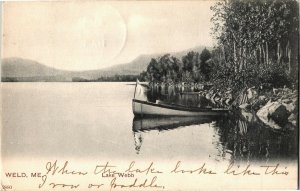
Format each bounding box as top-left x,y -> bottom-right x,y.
145,54 -> 182,83
199,48 -> 212,81
146,58 -> 161,81
182,51 -> 198,72
211,0 -> 298,87
200,48 -> 211,63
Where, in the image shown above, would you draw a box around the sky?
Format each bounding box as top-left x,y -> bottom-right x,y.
3,1 -> 216,71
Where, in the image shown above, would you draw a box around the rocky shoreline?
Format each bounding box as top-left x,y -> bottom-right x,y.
211,86 -> 298,129
182,83 -> 297,129
147,81 -> 297,130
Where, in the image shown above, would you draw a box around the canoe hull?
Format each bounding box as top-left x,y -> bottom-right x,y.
132,99 -> 227,116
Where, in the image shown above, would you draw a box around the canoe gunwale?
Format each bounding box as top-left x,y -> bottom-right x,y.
132,99 -> 228,113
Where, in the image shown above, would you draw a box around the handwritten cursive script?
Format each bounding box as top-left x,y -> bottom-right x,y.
36,160 -> 291,189
39,160 -> 87,188
261,164 -> 289,175
224,162 -> 260,176
125,161 -> 163,175
171,161 -> 216,174
45,160 -> 88,176
110,176 -> 164,191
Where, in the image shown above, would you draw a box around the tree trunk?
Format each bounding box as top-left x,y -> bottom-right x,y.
254,50 -> 257,65
277,41 -> 282,64
233,42 -> 237,72
222,46 -> 226,63
288,44 -> 291,75
239,46 -> 242,71
259,45 -> 262,65
244,47 -> 247,69
285,41 -> 290,58
266,42 -> 269,66
262,44 -> 266,67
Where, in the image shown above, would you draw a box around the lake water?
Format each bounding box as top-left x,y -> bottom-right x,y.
1,82 -> 298,163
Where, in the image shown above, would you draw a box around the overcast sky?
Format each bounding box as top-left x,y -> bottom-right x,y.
3,1 -> 216,71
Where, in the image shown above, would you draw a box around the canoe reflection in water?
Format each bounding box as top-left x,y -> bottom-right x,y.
132,116 -> 220,154
132,113 -> 298,162
132,116 -> 216,132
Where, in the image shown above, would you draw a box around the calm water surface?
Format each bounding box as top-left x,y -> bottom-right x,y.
2,82 -> 298,163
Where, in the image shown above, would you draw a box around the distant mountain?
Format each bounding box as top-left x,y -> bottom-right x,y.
1,45 -> 210,82
1,57 -> 74,81
100,54 -> 161,75
2,57 -> 67,77
94,45 -> 209,76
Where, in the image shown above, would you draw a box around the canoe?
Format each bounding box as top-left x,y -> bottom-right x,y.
132,79 -> 228,117
132,99 -> 228,117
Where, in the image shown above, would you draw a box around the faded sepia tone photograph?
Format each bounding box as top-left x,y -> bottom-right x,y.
1,1 -> 299,190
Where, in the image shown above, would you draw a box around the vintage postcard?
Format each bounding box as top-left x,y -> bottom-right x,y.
1,1 -> 299,190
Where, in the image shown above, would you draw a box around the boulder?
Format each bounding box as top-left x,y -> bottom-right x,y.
205,93 -> 212,100
239,103 -> 251,110
257,101 -> 290,126
281,98 -> 292,104
288,113 -> 297,126
247,88 -> 254,100
270,104 -> 289,125
240,110 -> 257,123
282,102 -> 296,113
257,100 -> 273,118
282,93 -> 297,100
225,98 -> 233,105
258,95 -> 267,101
247,87 -> 258,103
293,99 -> 298,113
252,99 -> 267,111
256,102 -> 282,129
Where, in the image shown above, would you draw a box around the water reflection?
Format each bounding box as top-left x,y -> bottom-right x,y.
132,113 -> 298,162
146,83 -> 216,108
132,116 -> 217,154
216,112 -> 298,163
132,116 -> 216,132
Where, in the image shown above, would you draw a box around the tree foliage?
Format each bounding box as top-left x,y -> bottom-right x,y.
141,49 -> 214,83
210,0 -> 299,88
140,0 -> 298,91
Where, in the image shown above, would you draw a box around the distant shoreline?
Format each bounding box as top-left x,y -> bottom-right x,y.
1,75 -> 143,82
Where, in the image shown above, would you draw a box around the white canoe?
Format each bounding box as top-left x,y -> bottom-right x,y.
132,99 -> 228,117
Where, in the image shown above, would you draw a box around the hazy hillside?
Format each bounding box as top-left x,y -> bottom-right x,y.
2,58 -> 67,77
1,45 -> 210,81
95,45 -> 209,75
100,54 -> 161,75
